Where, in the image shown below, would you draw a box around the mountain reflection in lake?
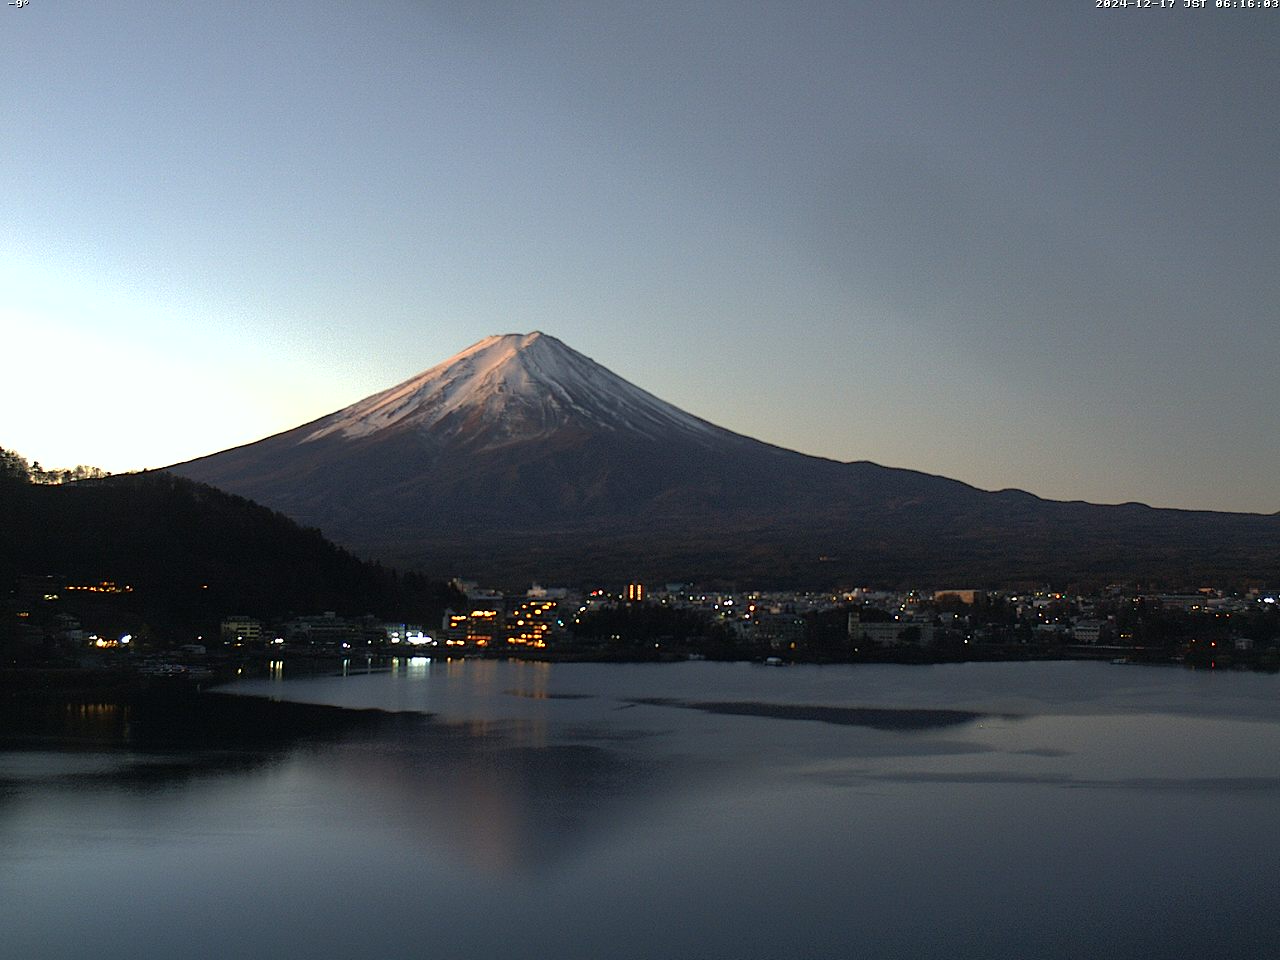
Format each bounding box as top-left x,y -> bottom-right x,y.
3,660 -> 1280,960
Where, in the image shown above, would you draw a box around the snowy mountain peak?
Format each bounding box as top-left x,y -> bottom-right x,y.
303,332 -> 727,447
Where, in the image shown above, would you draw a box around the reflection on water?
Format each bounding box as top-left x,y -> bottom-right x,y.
61,701 -> 132,741
317,726 -> 686,875
4,661 -> 1280,960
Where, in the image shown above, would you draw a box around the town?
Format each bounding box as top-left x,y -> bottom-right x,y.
8,573 -> 1280,678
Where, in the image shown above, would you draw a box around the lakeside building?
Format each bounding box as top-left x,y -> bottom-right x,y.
283,612 -> 369,648
848,611 -> 936,648
383,622 -> 432,646
220,616 -> 263,647
442,607 -> 500,647
506,597 -> 561,648
1072,619 -> 1107,644
744,612 -> 806,650
440,595 -> 567,650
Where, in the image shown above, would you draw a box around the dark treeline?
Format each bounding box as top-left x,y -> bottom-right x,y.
0,446 -> 110,485
1,464 -> 460,642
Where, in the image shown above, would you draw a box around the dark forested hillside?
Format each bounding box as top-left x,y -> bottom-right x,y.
0,468 -> 458,640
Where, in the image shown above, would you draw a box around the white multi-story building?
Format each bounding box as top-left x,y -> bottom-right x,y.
220,615 -> 262,646
848,614 -> 935,647
1071,619 -> 1106,644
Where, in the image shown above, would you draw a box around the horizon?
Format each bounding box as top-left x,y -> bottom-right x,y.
5,3 -> 1276,513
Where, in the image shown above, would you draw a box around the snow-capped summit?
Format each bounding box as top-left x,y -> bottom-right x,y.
304,331 -> 723,448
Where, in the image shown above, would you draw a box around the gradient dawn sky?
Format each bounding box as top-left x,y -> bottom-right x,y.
3,2 -> 1276,513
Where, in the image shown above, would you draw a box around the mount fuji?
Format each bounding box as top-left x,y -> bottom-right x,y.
168,332 -> 1280,587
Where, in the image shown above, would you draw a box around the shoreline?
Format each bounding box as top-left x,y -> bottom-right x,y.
4,644 -> 1276,701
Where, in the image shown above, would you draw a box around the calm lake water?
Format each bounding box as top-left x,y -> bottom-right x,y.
4,660 -> 1280,959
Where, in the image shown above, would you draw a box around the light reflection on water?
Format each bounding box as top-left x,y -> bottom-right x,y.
3,661 -> 1280,959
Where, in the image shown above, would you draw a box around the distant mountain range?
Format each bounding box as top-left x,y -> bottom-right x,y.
168,332 -> 1280,588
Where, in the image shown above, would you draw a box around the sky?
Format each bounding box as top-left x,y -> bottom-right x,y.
3,1 -> 1277,513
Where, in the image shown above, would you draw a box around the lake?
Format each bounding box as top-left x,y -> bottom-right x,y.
3,659 -> 1279,959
